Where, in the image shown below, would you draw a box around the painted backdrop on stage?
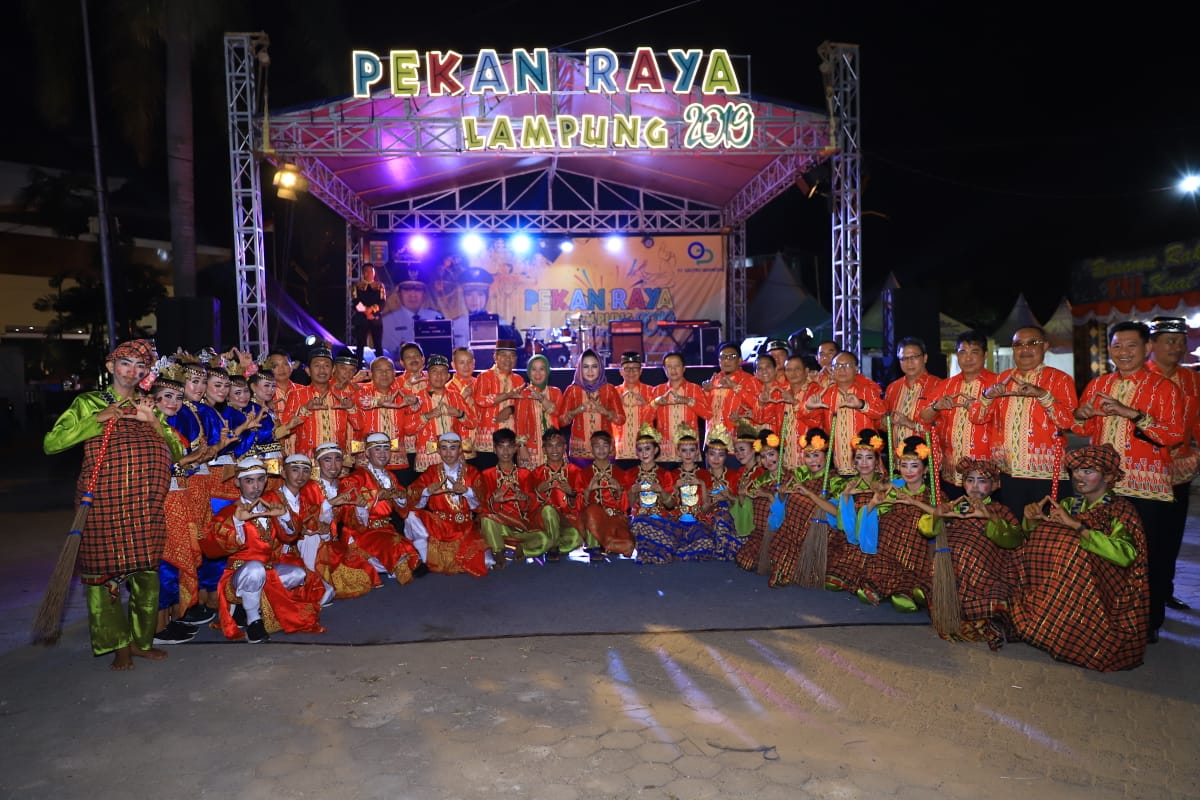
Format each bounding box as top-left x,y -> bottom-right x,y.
372,234 -> 726,361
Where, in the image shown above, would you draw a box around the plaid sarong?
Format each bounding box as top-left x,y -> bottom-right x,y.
78,417 -> 170,584
1007,496 -> 1150,671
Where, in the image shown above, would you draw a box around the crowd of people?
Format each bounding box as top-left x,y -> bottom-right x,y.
43,315 -> 1197,673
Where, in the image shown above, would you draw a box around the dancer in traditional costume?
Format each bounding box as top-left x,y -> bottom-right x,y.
818,428 -> 889,592
478,428 -> 545,565
529,428 -> 587,560
405,431 -> 490,576
340,435 -> 425,583
205,458 -> 328,643
579,430 -> 634,560
1004,444 -> 1150,671
44,340 -> 180,669
408,354 -> 476,472
765,427 -> 835,587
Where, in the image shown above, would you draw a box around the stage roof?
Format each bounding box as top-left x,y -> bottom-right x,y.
264,53 -> 833,224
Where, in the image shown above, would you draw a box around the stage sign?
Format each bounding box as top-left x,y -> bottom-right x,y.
375,234 -> 725,361
1072,238 -> 1200,304
350,48 -> 753,152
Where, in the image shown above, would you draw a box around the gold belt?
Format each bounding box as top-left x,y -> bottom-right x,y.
368,518 -> 393,529
434,511 -> 471,523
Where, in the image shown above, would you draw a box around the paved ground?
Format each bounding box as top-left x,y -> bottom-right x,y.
0,439 -> 1197,799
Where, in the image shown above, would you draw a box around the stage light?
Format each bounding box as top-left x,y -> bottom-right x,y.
559,240 -> 575,253
604,235 -> 623,254
304,335 -> 319,347
461,233 -> 485,255
1179,174 -> 1200,194
510,233 -> 532,254
408,234 -> 430,255
272,163 -> 308,201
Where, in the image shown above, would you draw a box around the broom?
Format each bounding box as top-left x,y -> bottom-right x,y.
927,429 -> 964,639
31,417 -> 118,645
796,417 -> 835,588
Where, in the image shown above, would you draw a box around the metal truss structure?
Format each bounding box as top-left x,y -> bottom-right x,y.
819,42 -> 863,358
224,33 -> 271,355
224,37 -> 862,352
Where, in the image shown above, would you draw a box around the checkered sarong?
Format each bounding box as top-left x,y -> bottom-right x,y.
860,503 -> 933,599
1007,496 -> 1150,671
77,418 -> 171,584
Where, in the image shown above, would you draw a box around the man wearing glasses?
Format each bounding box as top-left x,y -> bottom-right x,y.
805,350 -> 885,475
884,336 -> 940,444
971,325 -> 1077,516
1074,320 -> 1184,643
701,342 -> 757,448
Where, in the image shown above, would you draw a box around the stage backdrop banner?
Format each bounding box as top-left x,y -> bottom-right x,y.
378,234 -> 725,361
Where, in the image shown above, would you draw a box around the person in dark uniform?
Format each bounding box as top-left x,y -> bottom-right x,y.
351,263 -> 387,358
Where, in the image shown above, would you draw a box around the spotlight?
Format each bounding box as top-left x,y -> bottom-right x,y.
559,240 -> 575,254
408,234 -> 430,255
604,235 -> 623,254
510,233 -> 532,254
461,233 -> 485,255
272,163 -> 308,201
304,335 -> 319,347
1179,174 -> 1200,194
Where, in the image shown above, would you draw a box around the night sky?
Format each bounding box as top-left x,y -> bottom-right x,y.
3,2 -> 1197,333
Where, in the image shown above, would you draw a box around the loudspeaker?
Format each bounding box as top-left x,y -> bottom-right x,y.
415,319 -> 453,360
155,296 -> 221,355
881,288 -> 945,380
609,320 -> 645,365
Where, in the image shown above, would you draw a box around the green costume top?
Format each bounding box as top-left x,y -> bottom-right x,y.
44,390 -> 184,462
1020,493 -> 1138,567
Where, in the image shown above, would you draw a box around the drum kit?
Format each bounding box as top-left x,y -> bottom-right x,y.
524,312 -> 610,368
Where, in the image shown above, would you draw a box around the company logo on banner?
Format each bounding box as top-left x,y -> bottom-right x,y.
378,235 -> 724,360
351,47 -> 753,151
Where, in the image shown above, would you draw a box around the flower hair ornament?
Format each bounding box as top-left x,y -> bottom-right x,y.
851,432 -> 885,452
896,442 -> 931,461
753,432 -> 781,453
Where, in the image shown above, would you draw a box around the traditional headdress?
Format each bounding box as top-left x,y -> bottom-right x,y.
437,430 -> 462,443
1149,316 -> 1187,337
494,339 -> 520,352
333,349 -> 360,368
851,428 -> 886,452
284,453 -> 313,468
753,429 -> 781,453
955,457 -> 1001,482
426,354 -> 450,369
797,427 -> 829,451
365,431 -> 395,450
308,344 -> 334,364
636,421 -> 662,443
706,422 -> 732,448
235,457 -> 267,478
734,418 -> 761,443
673,421 -> 699,444
109,338 -> 156,367
1064,444 -> 1125,483
895,435 -> 931,461
620,351 -> 643,365
314,441 -> 343,460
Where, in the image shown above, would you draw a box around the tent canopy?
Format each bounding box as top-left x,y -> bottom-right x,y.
746,253 -> 830,338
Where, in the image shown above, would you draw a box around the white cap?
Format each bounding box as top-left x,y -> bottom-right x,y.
236,457 -> 267,478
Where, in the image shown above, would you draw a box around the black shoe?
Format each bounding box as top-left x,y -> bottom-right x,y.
1166,596 -> 1190,611
586,547 -> 606,564
177,605 -> 216,627
245,619 -> 269,644
413,562 -> 430,578
153,620 -> 198,645
546,548 -> 561,563
232,604 -> 247,629
1147,628 -> 1160,644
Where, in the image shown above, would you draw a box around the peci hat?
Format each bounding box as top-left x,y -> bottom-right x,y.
284,453 -> 313,468
426,354 -> 450,369
494,339 -> 520,352
235,457 -> 267,478
620,351 -> 643,365
1150,316 -> 1188,337
333,349 -> 359,368
765,338 -> 790,353
437,430 -> 462,443
308,344 -> 334,363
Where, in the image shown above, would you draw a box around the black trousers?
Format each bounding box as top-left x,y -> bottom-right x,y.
353,313 -> 383,354
1130,495 -> 1178,632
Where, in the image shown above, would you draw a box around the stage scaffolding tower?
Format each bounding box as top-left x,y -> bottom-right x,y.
224,33 -> 270,355
819,42 -> 863,359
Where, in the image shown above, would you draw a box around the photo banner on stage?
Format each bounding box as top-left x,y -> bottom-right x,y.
377,234 -> 725,363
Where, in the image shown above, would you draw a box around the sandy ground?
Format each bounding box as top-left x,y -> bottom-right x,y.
0,466 -> 1197,798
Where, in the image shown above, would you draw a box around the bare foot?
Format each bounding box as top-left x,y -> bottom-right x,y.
131,645 -> 168,662
110,646 -> 135,671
